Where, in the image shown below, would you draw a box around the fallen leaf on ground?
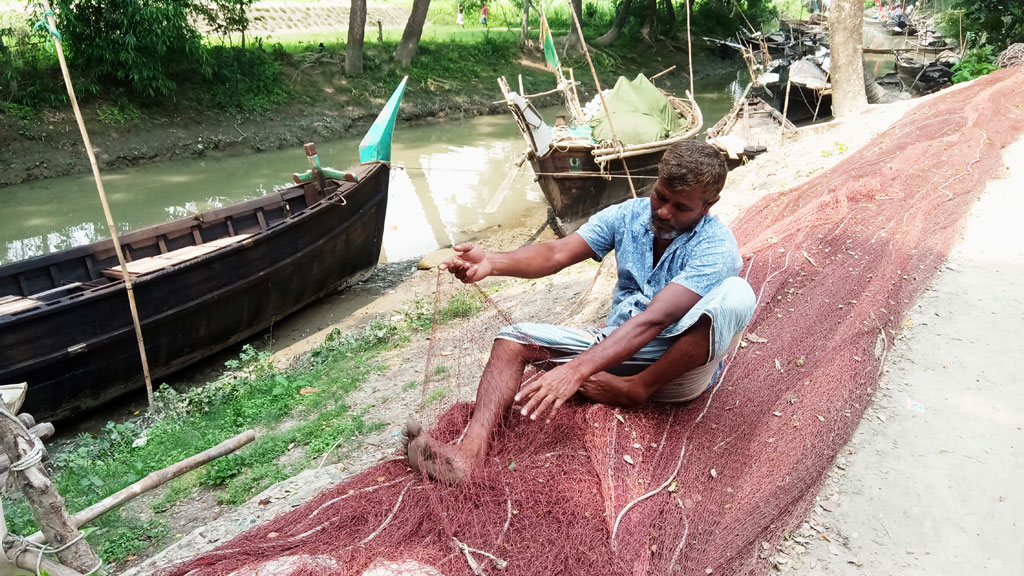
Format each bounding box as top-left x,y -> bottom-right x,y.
623,455 -> 635,465
299,386 -> 320,395
746,333 -> 768,343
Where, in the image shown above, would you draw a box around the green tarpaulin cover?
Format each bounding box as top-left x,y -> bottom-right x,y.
588,74 -> 687,145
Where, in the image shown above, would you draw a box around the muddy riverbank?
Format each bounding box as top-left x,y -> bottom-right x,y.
0,44 -> 740,187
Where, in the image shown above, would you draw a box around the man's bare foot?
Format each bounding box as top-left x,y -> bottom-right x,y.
400,417 -> 474,485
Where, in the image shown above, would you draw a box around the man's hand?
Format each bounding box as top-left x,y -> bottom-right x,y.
514,363 -> 584,422
439,243 -> 493,283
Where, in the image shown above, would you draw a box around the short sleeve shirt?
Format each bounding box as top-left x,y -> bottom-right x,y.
576,197 -> 743,336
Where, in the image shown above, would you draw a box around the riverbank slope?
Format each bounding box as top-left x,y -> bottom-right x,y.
0,34 -> 736,187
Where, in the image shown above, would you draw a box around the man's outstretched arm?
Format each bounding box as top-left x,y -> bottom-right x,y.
516,282 -> 702,419
440,233 -> 596,283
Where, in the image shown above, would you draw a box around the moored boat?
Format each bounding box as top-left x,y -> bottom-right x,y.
498,73 -> 702,236
0,80 -> 408,421
706,92 -> 794,166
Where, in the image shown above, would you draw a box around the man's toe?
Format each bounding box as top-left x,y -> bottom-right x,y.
405,417 -> 422,437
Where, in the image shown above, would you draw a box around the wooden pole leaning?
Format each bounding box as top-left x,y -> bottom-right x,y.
40,1 -> 155,408
562,0 -> 638,199
0,405 -> 100,574
27,429 -> 256,546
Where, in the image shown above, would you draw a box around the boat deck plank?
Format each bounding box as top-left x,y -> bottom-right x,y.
0,296 -> 42,316
102,234 -> 253,280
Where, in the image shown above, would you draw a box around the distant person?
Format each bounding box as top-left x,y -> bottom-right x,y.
456,3 -> 464,27
480,3 -> 488,27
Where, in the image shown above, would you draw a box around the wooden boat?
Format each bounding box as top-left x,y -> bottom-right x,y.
497,74 -> 702,236
0,79 -> 407,421
756,57 -> 833,122
706,92 -> 794,166
896,51 -> 927,77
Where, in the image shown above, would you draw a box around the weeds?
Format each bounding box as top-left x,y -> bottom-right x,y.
1,292 -> 485,563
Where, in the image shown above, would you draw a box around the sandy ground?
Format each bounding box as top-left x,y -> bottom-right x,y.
779,139 -> 1024,576
122,80 -> 1024,574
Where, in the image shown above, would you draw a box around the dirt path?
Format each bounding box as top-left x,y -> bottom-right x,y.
779,137 -> 1024,575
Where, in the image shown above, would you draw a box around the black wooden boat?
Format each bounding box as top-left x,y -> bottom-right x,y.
498,74 -> 702,236
0,80 -> 407,420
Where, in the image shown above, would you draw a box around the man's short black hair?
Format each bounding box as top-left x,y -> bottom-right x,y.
658,140 -> 728,203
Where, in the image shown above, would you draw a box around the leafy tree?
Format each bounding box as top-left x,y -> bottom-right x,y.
640,0 -> 657,44
690,0 -> 778,36
194,0 -> 258,48
0,28 -> 15,99
950,0 -> 1024,49
346,0 -> 367,74
594,0 -> 635,46
395,0 -> 431,66
51,0 -> 205,97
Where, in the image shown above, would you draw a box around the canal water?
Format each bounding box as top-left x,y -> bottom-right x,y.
0,68 -> 746,267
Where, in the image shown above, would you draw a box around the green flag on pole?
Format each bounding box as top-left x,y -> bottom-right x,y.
539,8 -> 560,72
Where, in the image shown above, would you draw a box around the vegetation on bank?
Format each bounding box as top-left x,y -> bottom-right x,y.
1,290 -> 483,566
0,1 -> 782,117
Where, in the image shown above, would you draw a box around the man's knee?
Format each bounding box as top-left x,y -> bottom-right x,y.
491,336 -> 547,364
718,276 -> 757,324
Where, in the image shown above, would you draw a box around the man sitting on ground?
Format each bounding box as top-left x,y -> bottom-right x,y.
402,140 -> 756,484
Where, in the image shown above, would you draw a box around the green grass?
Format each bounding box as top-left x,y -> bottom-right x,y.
1,293 -> 485,564
422,386 -> 451,406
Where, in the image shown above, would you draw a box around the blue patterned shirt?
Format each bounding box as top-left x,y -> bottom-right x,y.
576,197 -> 742,337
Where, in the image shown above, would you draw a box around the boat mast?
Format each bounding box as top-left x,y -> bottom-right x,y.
39,1 -> 156,409
562,0 -> 638,199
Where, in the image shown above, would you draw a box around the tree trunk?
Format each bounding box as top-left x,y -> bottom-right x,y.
829,0 -> 867,117
661,0 -> 676,37
0,408 -> 99,573
594,0 -> 634,47
520,0 -> 531,46
346,0 -> 367,74
563,0 -> 584,53
394,0 -> 432,66
640,0 -> 657,45
0,34 -> 15,99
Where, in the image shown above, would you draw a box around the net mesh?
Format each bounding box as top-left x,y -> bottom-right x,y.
164,67 -> 1024,576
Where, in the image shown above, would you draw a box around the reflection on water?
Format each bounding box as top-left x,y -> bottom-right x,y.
0,67 -> 746,266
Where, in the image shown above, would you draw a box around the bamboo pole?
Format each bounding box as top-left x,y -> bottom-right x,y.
39,0 -> 155,408
562,0 -> 637,198
685,0 -> 695,98
780,78 -> 793,139
0,407 -> 100,573
28,430 -> 256,546
5,547 -> 85,576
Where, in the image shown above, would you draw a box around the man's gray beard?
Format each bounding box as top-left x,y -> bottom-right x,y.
651,216 -> 683,240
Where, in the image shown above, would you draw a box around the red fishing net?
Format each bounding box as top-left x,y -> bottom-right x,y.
166,67 -> 1024,576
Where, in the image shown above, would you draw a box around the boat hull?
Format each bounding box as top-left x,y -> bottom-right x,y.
0,162 -> 390,421
532,146 -> 662,235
